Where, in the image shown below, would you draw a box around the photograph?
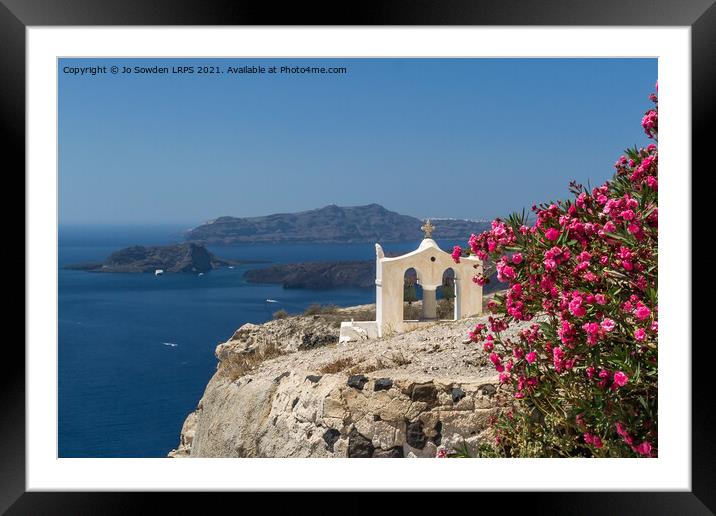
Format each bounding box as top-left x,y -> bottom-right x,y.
57,57 -> 659,460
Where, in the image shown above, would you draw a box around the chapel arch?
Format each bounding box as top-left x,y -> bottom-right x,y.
437,267 -> 457,320
403,267 -> 422,321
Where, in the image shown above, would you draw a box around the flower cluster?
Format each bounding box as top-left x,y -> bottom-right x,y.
455,86 -> 659,458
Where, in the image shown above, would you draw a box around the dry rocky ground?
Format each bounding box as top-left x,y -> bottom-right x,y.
170,296 -> 537,458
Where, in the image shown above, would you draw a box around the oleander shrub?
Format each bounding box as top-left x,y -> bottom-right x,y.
452,85 -> 659,458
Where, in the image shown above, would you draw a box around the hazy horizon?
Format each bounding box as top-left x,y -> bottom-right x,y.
59,57 -> 657,225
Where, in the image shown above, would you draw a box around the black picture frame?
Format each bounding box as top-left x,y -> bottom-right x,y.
4,0 -> 710,512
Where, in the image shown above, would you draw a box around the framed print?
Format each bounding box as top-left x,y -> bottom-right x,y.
5,0 -> 712,512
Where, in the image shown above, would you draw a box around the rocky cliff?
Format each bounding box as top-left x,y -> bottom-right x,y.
170,299 -> 533,458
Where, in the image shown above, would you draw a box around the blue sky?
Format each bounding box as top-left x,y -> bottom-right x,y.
59,58 -> 656,226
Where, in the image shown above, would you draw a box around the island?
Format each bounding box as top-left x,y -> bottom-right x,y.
65,243 -> 239,273
244,261 -> 375,289
185,203 -> 491,245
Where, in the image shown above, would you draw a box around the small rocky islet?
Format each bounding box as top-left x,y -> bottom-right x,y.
64,242 -> 239,273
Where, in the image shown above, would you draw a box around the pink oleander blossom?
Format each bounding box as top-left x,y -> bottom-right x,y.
584,433 -> 603,449
601,318 -> 616,332
451,245 -> 462,263
545,227 -> 560,241
635,304 -> 651,320
642,109 -> 658,138
613,371 -> 629,388
634,441 -> 652,456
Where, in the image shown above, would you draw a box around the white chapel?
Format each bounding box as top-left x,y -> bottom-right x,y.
339,220 -> 483,342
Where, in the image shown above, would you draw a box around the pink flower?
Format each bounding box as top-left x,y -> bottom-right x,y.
511,253 -> 523,264
586,366 -> 596,379
490,352 -> 504,373
600,318 -> 616,332
615,421 -> 627,437
613,371 -> 629,387
595,294 -> 607,305
620,210 -> 635,221
634,328 -> 647,341
451,245 -> 462,263
498,265 -> 516,282
635,304 -> 651,320
569,296 -> 586,317
584,433 -> 603,449
526,351 -> 537,364
473,274 -> 488,286
634,441 -> 652,456
435,447 -> 447,458
642,109 -> 658,138
639,442 -> 652,456
552,347 -> 565,372
582,322 -> 600,335
545,228 -> 560,241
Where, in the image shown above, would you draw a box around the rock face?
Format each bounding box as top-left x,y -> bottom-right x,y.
170,300 -> 530,458
185,203 -> 491,245
65,243 -> 236,273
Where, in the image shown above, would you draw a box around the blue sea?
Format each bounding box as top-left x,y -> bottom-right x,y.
58,225 -> 458,458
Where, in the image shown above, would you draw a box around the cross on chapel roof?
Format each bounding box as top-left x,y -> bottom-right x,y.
421,219 -> 434,238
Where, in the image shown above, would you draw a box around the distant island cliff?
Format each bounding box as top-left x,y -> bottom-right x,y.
244,261 -> 375,289
65,243 -> 238,273
185,204 -> 491,245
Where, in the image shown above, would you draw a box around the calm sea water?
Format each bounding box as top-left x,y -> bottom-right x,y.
58,225 -> 458,457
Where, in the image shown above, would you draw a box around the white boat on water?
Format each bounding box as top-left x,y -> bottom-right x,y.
155,269 -> 164,276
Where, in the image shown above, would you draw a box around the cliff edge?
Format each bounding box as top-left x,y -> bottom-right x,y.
170,300 -> 529,458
